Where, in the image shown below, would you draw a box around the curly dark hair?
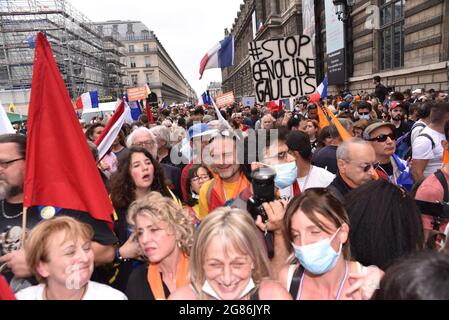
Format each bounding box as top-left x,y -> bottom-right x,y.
110,147 -> 170,209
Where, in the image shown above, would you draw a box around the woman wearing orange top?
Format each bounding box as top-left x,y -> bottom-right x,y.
125,192 -> 194,300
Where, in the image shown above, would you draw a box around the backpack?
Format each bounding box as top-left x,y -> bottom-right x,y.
399,123 -> 433,160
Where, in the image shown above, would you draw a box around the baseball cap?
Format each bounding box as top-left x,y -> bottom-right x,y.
389,101 -> 404,111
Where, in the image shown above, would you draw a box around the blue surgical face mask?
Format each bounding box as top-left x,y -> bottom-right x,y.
292,228 -> 342,275
273,161 -> 298,189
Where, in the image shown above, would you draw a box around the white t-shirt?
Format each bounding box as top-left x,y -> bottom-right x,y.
412,126 -> 445,178
297,166 -> 336,191
15,281 -> 127,300
410,120 -> 427,146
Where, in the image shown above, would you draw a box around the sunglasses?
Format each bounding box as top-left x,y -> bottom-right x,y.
368,133 -> 395,143
347,161 -> 380,172
358,112 -> 370,116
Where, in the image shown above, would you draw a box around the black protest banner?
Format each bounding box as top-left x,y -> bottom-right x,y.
248,35 -> 317,104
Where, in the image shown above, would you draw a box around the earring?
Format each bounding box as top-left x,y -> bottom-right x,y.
177,241 -> 182,248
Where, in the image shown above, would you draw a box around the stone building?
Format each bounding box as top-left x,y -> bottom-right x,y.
207,82 -> 223,98
342,0 -> 449,94
223,0 -> 449,100
222,0 -> 303,100
95,21 -> 196,105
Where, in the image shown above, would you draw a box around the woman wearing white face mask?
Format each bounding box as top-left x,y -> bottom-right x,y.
279,188 -> 384,300
169,207 -> 292,300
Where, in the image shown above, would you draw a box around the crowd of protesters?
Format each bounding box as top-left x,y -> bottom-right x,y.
2,75 -> 449,300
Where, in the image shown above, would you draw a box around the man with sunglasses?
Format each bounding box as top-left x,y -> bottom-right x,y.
364,122 -> 413,191
328,138 -> 377,202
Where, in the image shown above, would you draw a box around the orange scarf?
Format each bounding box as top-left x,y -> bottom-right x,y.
147,253 -> 189,300
213,172 -> 250,205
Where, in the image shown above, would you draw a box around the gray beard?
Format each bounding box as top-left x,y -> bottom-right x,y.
0,183 -> 22,201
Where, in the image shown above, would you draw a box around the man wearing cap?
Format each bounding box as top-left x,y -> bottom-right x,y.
364,121 -> 413,191
389,101 -> 409,140
411,89 -> 422,103
180,123 -> 217,201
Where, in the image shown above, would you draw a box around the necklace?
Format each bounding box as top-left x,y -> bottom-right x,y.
298,261 -> 349,300
1,200 -> 23,219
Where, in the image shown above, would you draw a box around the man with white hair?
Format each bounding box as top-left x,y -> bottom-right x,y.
126,127 -> 182,198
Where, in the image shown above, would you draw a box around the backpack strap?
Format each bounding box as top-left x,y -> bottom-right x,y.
289,265 -> 305,299
411,122 -> 426,131
418,133 -> 435,149
435,169 -> 449,203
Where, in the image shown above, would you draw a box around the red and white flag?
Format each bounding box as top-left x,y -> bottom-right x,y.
95,100 -> 132,160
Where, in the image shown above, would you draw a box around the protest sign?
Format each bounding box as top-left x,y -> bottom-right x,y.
249,35 -> 317,103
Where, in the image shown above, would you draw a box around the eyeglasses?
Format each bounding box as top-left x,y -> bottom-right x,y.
358,112 -> 370,116
368,133 -> 395,143
0,158 -> 24,169
191,175 -> 210,183
346,160 -> 379,172
133,140 -> 155,148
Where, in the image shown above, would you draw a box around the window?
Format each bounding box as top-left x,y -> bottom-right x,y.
129,45 -> 135,53
130,57 -> 136,68
380,0 -> 404,70
141,30 -> 150,40
131,74 -> 138,85
146,73 -> 152,83
0,66 -> 8,81
143,44 -> 150,53
127,23 -> 133,32
112,24 -> 118,32
126,32 -> 135,40
144,56 -> 151,68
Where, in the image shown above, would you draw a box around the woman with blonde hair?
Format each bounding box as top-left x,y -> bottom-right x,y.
16,216 -> 126,300
169,207 -> 292,300
125,192 -> 194,300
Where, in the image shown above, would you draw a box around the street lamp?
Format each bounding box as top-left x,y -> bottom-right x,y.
332,0 -> 355,92
332,0 -> 355,22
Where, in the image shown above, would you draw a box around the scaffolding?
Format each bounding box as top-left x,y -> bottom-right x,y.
0,0 -> 126,99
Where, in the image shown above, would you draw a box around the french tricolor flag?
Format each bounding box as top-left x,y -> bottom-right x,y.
199,35 -> 234,79
75,91 -> 99,110
309,78 -> 328,103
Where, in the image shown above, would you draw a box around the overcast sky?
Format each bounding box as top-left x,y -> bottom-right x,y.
67,0 -> 244,98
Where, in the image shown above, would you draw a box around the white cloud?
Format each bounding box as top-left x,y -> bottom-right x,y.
67,0 -> 244,99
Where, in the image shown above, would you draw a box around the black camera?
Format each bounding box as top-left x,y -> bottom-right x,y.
247,167 -> 276,221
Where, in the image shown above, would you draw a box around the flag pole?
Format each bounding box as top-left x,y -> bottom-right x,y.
21,207 -> 28,247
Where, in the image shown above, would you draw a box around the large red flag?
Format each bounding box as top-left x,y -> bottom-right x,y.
24,32 -> 114,230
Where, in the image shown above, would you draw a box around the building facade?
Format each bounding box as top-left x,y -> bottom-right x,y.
222,0 -> 303,100
207,81 -> 223,98
95,21 -> 196,105
0,0 -> 125,111
223,0 -> 449,101
340,0 -> 449,94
